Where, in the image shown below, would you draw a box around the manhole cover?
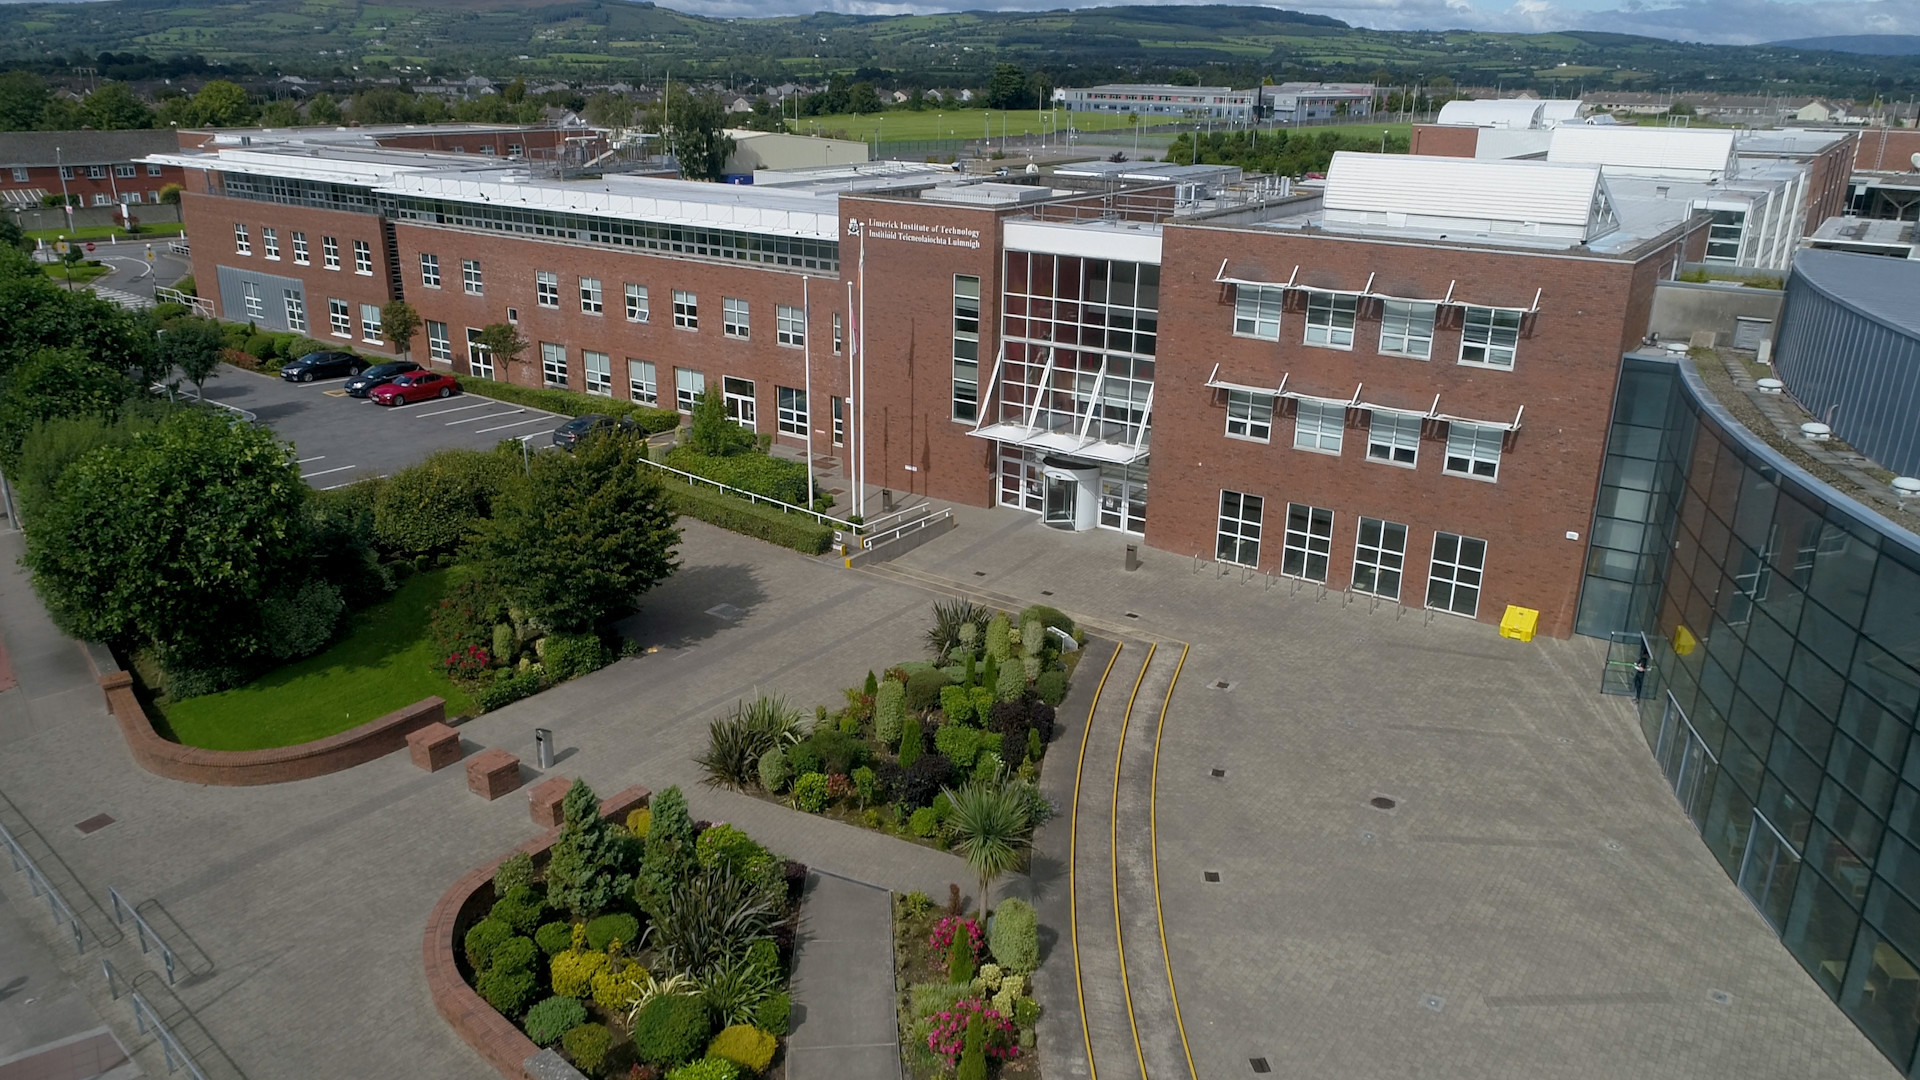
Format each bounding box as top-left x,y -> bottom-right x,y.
1203,871 -> 1221,883
1211,679 -> 1234,691
1124,612 -> 1140,619
74,813 -> 115,835
1040,589 -> 1054,596
1369,796 -> 1398,811
1210,768 -> 1226,778
973,571 -> 988,577
1249,1060 -> 1271,1075
705,603 -> 743,621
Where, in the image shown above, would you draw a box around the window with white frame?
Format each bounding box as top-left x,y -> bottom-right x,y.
242,281 -> 264,319
87,165 -> 104,179
1293,399 -> 1345,454
292,232 -> 309,265
580,277 -> 603,315
777,304 -> 806,348
1444,422 -> 1503,481
328,298 -> 351,337
1282,503 -> 1334,582
832,396 -> 845,445
283,290 -> 306,332
1427,532 -> 1486,617
777,386 -> 808,436
1303,291 -> 1357,349
420,253 -> 440,288
1379,300 -> 1435,359
59,166 -> 73,180
91,193 -> 110,207
262,227 -> 279,259
1352,517 -> 1407,601
8,167 -> 24,182
1216,490 -> 1264,567
540,342 -> 567,387
115,164 -> 136,178
675,369 -> 705,412
627,360 -> 657,405
723,297 -> 749,339
1225,390 -> 1272,442
360,303 -> 382,343
466,329 -> 493,379
1460,306 -> 1521,369
673,290 -> 698,330
1233,285 -> 1283,340
724,376 -> 756,430
322,236 -> 340,270
234,223 -> 251,255
353,239 -> 372,275
126,191 -> 143,204
584,350 -> 611,395
536,271 -> 559,308
147,163 -> 162,177
1367,410 -> 1422,467
462,259 -> 483,295
625,283 -> 649,322
832,313 -> 844,354
427,320 -> 451,362
952,275 -> 979,422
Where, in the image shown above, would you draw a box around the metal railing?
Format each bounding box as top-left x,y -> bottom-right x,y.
0,819 -> 84,953
638,457 -> 861,531
861,506 -> 952,551
102,960 -> 210,1079
109,886 -> 177,984
166,240 -> 190,256
152,286 -> 212,317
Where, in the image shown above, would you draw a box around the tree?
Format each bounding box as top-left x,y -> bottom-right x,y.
258,99 -> 301,127
846,82 -> 884,115
0,218 -> 23,253
665,91 -> 737,183
0,247 -> 154,382
468,427 -> 680,632
985,64 -> 1027,111
306,93 -> 343,125
473,322 -> 528,375
381,300 -> 421,358
940,770 -> 1037,920
584,92 -> 636,128
81,82 -> 154,130
158,184 -> 182,205
159,315 -> 225,399
636,785 -> 697,920
685,390 -> 753,456
0,348 -> 138,469
546,779 -> 638,920
1669,102 -> 1697,117
0,71 -> 50,131
11,404 -> 169,522
191,80 -> 255,127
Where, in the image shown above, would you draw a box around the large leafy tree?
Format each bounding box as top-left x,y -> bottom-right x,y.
0,348 -> 139,469
665,90 -> 737,183
546,779 -> 639,920
381,301 -> 421,359
0,248 -> 154,384
468,428 -> 679,632
81,82 -> 154,130
158,315 -> 225,399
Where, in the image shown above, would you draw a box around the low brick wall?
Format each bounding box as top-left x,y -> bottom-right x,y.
422,786 -> 651,1080
97,671 -> 446,786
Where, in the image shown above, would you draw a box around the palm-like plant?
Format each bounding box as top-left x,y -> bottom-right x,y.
622,972 -> 698,1024
698,948 -> 779,1028
941,769 -> 1038,920
696,695 -> 807,789
926,598 -> 992,661
643,865 -> 781,975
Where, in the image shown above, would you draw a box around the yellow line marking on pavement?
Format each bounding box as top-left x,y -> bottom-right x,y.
1115,642 -> 1156,1080
1071,641 -> 1124,1080
322,389 -> 348,397
1150,642 -> 1198,1080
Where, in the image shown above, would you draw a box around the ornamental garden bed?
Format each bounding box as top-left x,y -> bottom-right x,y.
460,781 -> 802,1080
893,889 -> 1041,1079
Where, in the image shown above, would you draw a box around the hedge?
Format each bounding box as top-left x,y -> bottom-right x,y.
663,481 -> 835,556
662,445 -> 812,506
455,377 -> 680,433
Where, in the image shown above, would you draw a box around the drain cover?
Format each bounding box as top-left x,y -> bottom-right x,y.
1424,995 -> 1444,1012
1203,871 -> 1221,883
973,571 -> 987,577
1210,768 -> 1226,778
74,813 -> 115,835
1211,679 -> 1234,691
1707,989 -> 1733,1006
1040,589 -> 1054,596
1124,612 -> 1140,619
1369,796 -> 1398,811
1249,1059 -> 1271,1074
704,603 -> 743,621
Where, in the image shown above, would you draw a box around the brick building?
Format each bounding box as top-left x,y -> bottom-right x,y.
0,129 -> 184,208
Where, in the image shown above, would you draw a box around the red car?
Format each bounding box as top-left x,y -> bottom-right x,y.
369,371 -> 459,406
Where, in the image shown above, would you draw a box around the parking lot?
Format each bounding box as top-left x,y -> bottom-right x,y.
197,363 -> 571,488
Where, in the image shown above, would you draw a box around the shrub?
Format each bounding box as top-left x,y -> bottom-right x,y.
708,1025 -> 777,1073
1020,616 -> 1044,658
874,678 -> 907,746
791,772 -> 829,813
592,961 -> 649,1010
376,449 -> 513,559
948,932 -> 976,983
456,376 -> 681,431
491,884 -> 548,935
745,938 -> 781,981
988,898 -> 1038,974
909,807 -> 940,838
789,728 -> 870,777
995,660 -> 1025,702
475,963 -> 537,1017
1035,669 -> 1069,706
243,332 -> 276,359
895,752 -> 952,808
700,696 -> 806,791
259,578 -> 344,660
627,808 -> 652,837
1014,996 -> 1040,1026
697,824 -> 773,878
984,614 -> 1011,662
551,948 -> 610,998
536,921 -> 574,956
562,1022 -> 615,1075
491,621 -> 517,666
900,714 -> 924,769
1027,727 -> 1043,763
479,670 -> 544,711
544,631 -> 611,681
464,917 -> 513,970
927,598 -> 992,661
664,446 -> 811,505
757,746 -> 790,794
667,1059 -> 741,1080
1019,604 -> 1073,635
941,683 -> 974,726
852,765 -> 878,807
632,993 -> 713,1066
935,723 -> 984,768
958,1013 -> 987,1080
586,913 -> 640,952
751,991 -> 790,1036
661,483 -> 833,555
490,938 -> 536,977
547,779 -> 640,921
524,996 -> 588,1046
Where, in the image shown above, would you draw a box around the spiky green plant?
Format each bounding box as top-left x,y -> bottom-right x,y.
927,599 -> 993,661
696,695 -> 807,789
698,948 -> 779,1028
941,769 -> 1038,921
643,866 -> 781,976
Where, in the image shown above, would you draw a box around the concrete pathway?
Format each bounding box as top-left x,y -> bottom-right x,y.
786,872 -> 900,1080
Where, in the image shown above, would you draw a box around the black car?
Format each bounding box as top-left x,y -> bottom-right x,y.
343,360 -> 423,398
280,351 -> 365,382
551,414 -> 636,450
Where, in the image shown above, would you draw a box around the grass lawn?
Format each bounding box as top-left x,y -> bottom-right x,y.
786,107 -> 1140,144
24,222 -> 185,243
157,569 -> 478,750
43,262 -> 109,284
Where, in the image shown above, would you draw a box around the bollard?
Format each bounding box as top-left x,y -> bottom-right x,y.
534,728 -> 554,770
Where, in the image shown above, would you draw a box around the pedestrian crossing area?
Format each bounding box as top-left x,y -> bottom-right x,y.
89,286 -> 153,310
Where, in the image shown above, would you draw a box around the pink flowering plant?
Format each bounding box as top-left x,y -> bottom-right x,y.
928,915 -> 984,959
925,997 -> 1019,1066
443,644 -> 490,679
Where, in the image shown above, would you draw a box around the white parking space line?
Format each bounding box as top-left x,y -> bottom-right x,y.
295,455 -> 326,464
319,475 -> 385,491
300,465 -> 357,479
414,401 -> 494,418
474,417 -> 556,434
444,408 -> 524,426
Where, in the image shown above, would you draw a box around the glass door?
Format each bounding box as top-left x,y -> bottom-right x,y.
1737,809 -> 1801,932
1043,473 -> 1077,529
1654,692 -> 1715,823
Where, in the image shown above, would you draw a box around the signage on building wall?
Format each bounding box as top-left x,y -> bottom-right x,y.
847,217 -> 981,251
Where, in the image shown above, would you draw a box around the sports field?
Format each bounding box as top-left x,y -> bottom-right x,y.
785,107 -> 1142,143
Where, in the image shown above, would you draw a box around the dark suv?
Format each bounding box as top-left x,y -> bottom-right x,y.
344,360 -> 423,398
551,414 -> 637,450
280,351 -> 365,382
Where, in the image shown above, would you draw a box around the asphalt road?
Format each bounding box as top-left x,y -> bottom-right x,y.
195,364 -> 572,488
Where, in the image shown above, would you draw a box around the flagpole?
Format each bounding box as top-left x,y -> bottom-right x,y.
846,279 -> 856,518
857,226 -> 867,518
802,275 -> 814,514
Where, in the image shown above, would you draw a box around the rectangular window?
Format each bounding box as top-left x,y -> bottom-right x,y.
627,359 -> 657,405
420,253 -> 440,288
87,165 -> 104,179
262,227 -> 279,260
1225,390 -> 1272,442
283,290 -> 306,332
323,236 -> 340,270
147,163 -> 162,177
777,386 -> 808,437
1282,503 -> 1334,582
353,240 -> 372,275
674,290 -> 698,330
1233,284 -> 1283,340
1706,209 -> 1745,264
540,342 -> 567,388
360,303 -> 382,344
1378,300 -> 1436,359
1303,291 -> 1357,349
427,320 -> 451,362
328,298 -> 351,337
724,376 -> 756,430
466,329 -> 493,379
1460,306 -> 1521,369
833,313 -> 844,354
1428,532 -> 1487,618
234,223 -> 251,255
1352,517 -> 1407,601
625,283 -> 649,322
115,164 -> 136,178
1444,422 -> 1504,481
242,281 -> 264,319
536,271 -> 559,308
10,167 -> 27,182
463,259 -> 483,295
127,191 -> 144,204
777,304 -> 806,348
292,232 -> 309,265
1367,410 -> 1422,467
1293,399 -> 1345,455
832,396 -> 845,445
723,297 -> 749,339
580,277 -> 603,315
675,369 -> 705,413
1216,490 -> 1264,568
584,350 -> 611,396
59,166 -> 74,180
91,193 -> 110,207
953,274 -> 980,422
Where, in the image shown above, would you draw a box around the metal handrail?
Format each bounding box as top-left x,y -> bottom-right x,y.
166,240 -> 190,256
109,886 -> 177,984
0,819 -> 83,953
152,286 -> 212,317
131,991 -> 210,1080
863,506 -> 952,550
859,502 -> 928,536
638,457 -> 861,531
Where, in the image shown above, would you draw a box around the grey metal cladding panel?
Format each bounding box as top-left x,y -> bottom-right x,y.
1775,285 -> 1920,478
213,264 -> 306,334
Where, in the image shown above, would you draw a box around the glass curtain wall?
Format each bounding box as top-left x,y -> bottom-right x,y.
998,252 -> 1158,450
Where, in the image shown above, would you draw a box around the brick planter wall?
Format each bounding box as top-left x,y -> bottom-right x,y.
422,786 -> 651,1080
97,671 -> 446,785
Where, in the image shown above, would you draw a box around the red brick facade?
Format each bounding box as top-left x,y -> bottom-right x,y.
0,162 -> 183,208
1409,124 -> 1480,159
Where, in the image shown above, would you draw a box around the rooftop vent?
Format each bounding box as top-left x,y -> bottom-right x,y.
1800,421 -> 1832,442
1756,378 -> 1785,394
1893,477 -> 1920,499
